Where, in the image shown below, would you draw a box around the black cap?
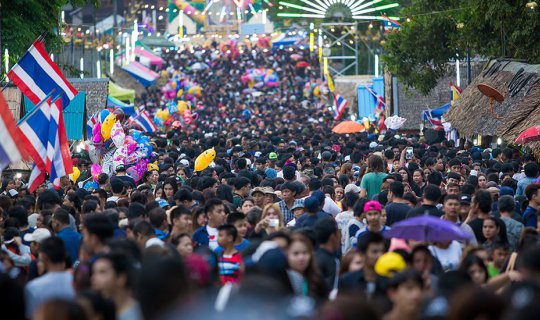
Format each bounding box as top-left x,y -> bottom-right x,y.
459,194 -> 472,204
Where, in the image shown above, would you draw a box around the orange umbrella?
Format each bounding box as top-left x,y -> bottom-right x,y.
515,125 -> 540,144
332,121 -> 365,134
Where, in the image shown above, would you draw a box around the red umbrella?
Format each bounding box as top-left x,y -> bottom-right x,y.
295,61 -> 310,68
515,125 -> 540,144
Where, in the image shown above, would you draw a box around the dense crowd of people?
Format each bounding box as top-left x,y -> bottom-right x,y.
1,44 -> 540,320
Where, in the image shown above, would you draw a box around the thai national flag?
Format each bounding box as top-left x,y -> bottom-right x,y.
86,112 -> 99,138
424,109 -> 444,130
7,38 -> 78,109
365,86 -> 386,116
333,94 -> 348,121
382,15 -> 401,33
47,99 -> 73,188
129,110 -> 157,132
0,92 -> 27,169
18,96 -> 72,191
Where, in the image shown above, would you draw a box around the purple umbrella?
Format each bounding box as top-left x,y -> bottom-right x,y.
383,215 -> 472,242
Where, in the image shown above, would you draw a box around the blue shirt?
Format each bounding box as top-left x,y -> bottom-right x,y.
295,212 -> 331,228
516,177 -> 537,196
522,206 -> 538,228
57,227 -> 82,264
154,228 -> 168,241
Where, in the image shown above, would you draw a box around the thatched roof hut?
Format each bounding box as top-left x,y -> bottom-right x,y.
445,59 -> 540,151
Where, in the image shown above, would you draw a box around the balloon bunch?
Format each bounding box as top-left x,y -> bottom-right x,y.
86,109 -> 155,179
241,68 -> 280,88
303,79 -> 327,98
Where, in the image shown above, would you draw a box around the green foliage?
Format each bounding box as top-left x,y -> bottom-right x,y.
382,0 -> 540,94
1,0 -> 98,61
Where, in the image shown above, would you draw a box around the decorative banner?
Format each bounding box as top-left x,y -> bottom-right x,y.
309,32 -> 314,52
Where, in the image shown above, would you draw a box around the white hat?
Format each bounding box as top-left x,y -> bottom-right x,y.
369,142 -> 378,149
23,228 -> 52,244
179,159 -> 190,167
145,237 -> 165,248
343,155 -> 351,162
344,184 -> 361,194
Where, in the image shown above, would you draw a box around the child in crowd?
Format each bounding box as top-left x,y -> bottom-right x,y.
216,224 -> 244,285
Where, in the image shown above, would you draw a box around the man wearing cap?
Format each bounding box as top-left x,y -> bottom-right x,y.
295,196 -> 329,228
355,201 -> 391,242
263,187 -> 277,206
114,164 -> 137,189
251,187 -> 266,208
24,228 -> 52,281
266,152 -> 278,169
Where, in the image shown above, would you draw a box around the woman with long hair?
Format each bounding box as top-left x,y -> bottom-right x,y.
161,178 -> 178,203
477,173 -> 488,189
482,217 -> 508,251
252,203 -> 285,238
339,250 -> 364,275
397,167 -> 421,197
412,169 -> 426,196
286,233 -> 327,300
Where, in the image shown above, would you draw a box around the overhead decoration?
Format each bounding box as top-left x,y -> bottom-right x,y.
277,0 -> 399,20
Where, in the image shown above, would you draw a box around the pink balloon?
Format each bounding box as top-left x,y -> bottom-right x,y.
126,167 -> 140,182
124,136 -> 137,154
91,164 -> 102,181
93,123 -> 102,143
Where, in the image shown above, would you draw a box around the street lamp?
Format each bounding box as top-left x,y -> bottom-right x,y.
526,1 -> 538,9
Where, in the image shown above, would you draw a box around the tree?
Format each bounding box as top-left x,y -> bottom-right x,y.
1,0 -> 97,66
382,0 -> 540,94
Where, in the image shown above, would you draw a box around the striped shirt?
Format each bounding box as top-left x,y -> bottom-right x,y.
218,251 -> 243,284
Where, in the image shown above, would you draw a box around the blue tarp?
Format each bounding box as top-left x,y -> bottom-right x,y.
357,77 -> 385,120
272,34 -> 306,48
422,103 -> 450,121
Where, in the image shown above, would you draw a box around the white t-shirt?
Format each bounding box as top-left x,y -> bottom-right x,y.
429,241 -> 462,271
207,225 -> 219,250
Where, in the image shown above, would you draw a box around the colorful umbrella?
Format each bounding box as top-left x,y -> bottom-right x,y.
515,125 -> 540,144
332,121 -> 365,134
295,61 -> 310,68
383,215 -> 472,242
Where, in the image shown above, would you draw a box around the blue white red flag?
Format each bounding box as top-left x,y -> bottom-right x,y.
382,15 -> 401,32
18,96 -> 72,191
129,110 -> 157,132
0,92 -> 27,169
333,94 -> 348,121
7,38 -> 78,109
365,86 -> 386,116
47,99 -> 73,188
87,112 -> 99,138
424,109 -> 444,130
